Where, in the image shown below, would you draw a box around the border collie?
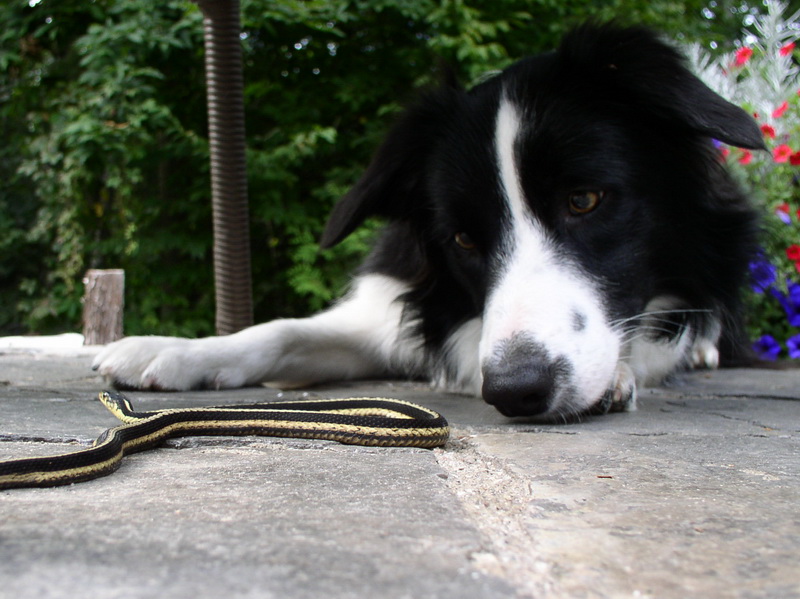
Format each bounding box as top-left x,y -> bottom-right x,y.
93,24 -> 764,421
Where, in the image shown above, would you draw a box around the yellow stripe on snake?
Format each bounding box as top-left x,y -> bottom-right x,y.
0,391 -> 449,490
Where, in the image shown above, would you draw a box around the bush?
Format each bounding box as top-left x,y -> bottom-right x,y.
0,0 -> 753,337
690,1 -> 800,359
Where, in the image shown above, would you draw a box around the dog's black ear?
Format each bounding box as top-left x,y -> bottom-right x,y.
562,24 -> 765,151
651,61 -> 765,150
320,91 -> 454,249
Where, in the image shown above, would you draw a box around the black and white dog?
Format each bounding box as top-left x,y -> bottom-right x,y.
94,24 -> 764,421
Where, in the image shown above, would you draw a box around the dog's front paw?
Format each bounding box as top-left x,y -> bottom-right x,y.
92,336 -> 207,391
690,337 -> 720,370
591,362 -> 637,415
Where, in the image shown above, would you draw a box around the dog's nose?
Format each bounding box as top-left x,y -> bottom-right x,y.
481,362 -> 555,416
481,335 -> 570,417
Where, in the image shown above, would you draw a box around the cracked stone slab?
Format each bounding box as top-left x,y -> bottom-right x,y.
461,429 -> 799,598
433,374 -> 800,598
0,442 -> 514,599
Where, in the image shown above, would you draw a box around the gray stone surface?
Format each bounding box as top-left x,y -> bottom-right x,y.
0,349 -> 798,598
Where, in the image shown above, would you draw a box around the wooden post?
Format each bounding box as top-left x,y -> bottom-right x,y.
82,269 -> 124,345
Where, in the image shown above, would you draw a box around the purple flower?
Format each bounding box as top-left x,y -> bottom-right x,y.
753,334 -> 781,360
771,283 -> 800,327
787,334 -> 800,359
749,259 -> 777,293
775,203 -> 792,224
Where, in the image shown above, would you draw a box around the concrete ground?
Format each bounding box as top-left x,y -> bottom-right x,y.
0,346 -> 798,599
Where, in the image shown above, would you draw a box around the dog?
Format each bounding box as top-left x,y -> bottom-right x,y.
93,24 -> 764,421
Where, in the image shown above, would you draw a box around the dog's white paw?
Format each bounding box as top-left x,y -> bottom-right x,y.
92,336 -> 244,391
592,362 -> 637,415
690,337 -> 720,370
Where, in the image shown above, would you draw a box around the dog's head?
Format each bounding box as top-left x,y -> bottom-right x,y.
321,24 -> 762,419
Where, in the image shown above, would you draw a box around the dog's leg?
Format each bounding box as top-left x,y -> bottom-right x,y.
93,275 -> 420,391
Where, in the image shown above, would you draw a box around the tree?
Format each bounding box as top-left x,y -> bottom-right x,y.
0,0 -> 745,336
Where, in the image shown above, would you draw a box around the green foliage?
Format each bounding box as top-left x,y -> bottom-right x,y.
0,0 -> 757,336
1,0 -> 210,335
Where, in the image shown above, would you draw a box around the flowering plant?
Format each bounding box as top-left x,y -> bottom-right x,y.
691,1 -> 800,360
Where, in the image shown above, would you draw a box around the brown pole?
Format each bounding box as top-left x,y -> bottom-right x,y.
196,0 -> 253,335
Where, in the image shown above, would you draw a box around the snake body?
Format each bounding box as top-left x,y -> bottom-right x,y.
0,391 -> 449,490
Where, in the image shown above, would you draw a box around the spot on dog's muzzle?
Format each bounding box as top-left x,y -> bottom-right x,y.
481,334 -> 573,417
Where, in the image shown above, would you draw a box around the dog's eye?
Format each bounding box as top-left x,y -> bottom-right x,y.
454,232 -> 477,250
568,191 -> 604,215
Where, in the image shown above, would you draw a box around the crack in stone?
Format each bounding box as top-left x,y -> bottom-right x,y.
434,434 -> 554,598
162,436 -> 430,454
702,410 -> 789,433
0,433 -> 90,445
662,403 -> 793,433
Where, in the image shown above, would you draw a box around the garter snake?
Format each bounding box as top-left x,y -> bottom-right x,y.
0,391 -> 449,490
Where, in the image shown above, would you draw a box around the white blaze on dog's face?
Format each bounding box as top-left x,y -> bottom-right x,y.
477,95 -> 621,418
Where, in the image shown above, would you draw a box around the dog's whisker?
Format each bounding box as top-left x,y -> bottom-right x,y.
609,308 -> 713,330
617,322 -> 695,340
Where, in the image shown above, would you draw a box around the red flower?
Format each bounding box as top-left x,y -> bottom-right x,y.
773,101 -> 789,118
774,144 -> 794,163
787,244 -> 800,262
761,124 -> 777,139
792,152 -> 800,166
739,149 -> 753,165
780,42 -> 796,56
777,203 -> 790,215
735,47 -> 753,66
